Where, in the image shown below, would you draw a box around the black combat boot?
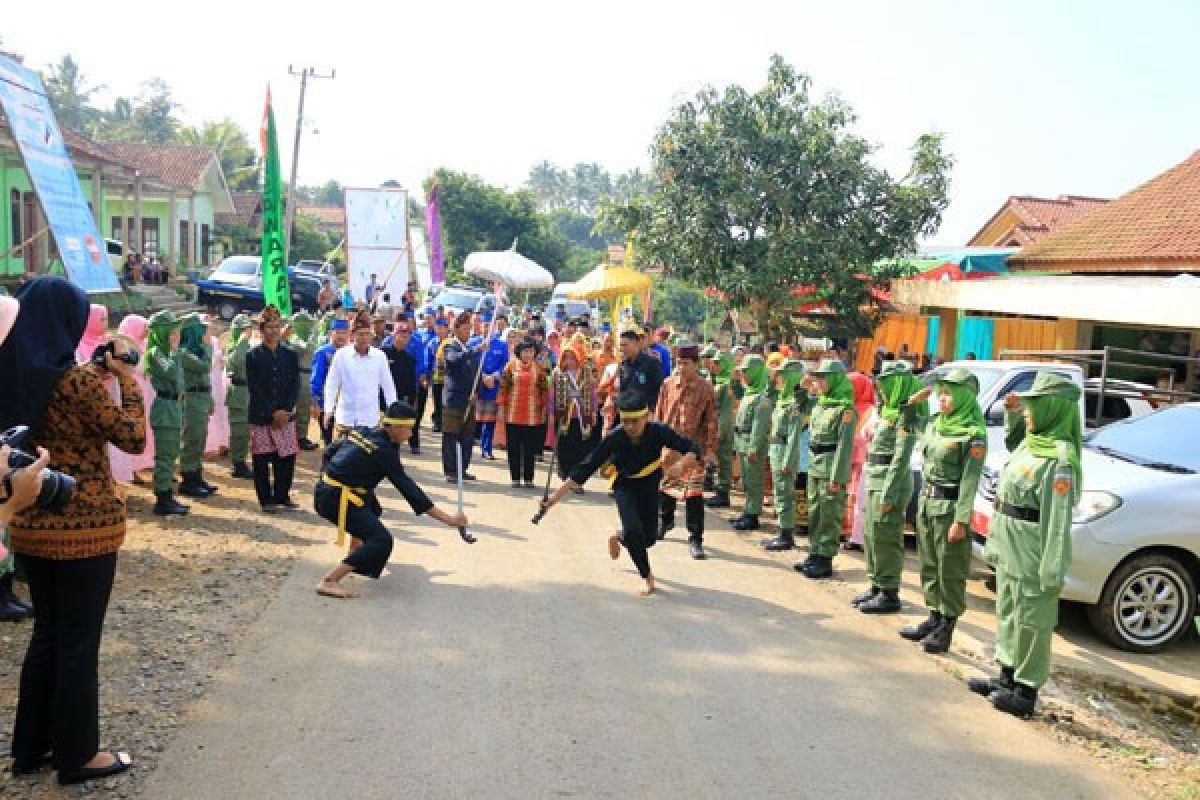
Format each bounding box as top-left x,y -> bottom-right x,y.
899,610 -> 942,641
0,573 -> 32,621
761,529 -> 795,551
921,616 -> 957,654
990,683 -> 1038,718
703,465 -> 716,492
153,491 -> 190,516
299,437 -> 319,451
197,467 -> 218,493
231,461 -> 254,479
731,514 -> 760,531
859,588 -> 902,614
705,490 -> 730,509
851,586 -> 880,607
968,666 -> 1015,698
688,537 -> 707,560
178,472 -> 213,498
798,554 -> 833,579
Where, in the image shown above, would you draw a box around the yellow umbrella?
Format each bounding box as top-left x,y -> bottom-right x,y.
568,263 -> 653,331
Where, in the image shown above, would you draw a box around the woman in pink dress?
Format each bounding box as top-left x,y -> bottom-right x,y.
843,371 -> 877,550
205,332 -> 230,455
117,314 -> 155,477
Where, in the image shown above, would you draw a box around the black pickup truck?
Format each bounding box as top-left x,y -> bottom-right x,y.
196,256 -> 332,320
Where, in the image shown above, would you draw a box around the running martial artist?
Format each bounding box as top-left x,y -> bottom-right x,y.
540,391 -> 703,596
314,400 -> 468,599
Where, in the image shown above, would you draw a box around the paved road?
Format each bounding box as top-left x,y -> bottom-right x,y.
143,451 -> 1137,800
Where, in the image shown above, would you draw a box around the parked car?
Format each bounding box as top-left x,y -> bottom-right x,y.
1084,378 -> 1158,427
294,259 -> 337,280
428,284 -> 506,319
970,402 -> 1200,653
196,255 -> 330,320
545,282 -> 600,322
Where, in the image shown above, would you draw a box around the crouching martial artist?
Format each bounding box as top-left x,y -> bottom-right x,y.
540,391 -> 703,596
313,400 -> 468,599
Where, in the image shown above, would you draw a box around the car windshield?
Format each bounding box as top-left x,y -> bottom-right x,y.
1086,405 -> 1200,472
214,257 -> 259,276
923,365 -> 1004,397
437,289 -> 487,309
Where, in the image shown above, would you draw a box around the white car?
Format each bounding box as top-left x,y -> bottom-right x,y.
973,403 -> 1200,653
1084,378 -> 1158,427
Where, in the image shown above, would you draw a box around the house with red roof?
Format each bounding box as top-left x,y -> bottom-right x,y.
968,195 -> 1109,248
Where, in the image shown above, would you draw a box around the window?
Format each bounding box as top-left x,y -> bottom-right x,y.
142,218 -> 159,257
201,224 -> 210,266
9,189 -> 19,253
111,216 -> 123,242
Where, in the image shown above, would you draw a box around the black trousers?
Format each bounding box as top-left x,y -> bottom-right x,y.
431,383 -> 444,431
314,485 -> 393,579
253,453 -> 296,506
659,493 -> 705,542
441,409 -> 476,478
615,477 -> 660,579
506,424 -> 541,483
412,383 -> 429,450
318,408 -> 335,446
555,418 -> 600,480
12,552 -> 117,772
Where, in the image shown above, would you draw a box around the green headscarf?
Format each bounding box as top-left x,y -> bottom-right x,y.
773,360 -> 805,408
714,351 -> 734,386
934,381 -> 986,438
226,314 -> 252,352
1019,374 -> 1083,492
878,361 -> 926,422
739,355 -> 767,395
290,311 -> 315,341
179,313 -> 207,356
811,360 -> 854,408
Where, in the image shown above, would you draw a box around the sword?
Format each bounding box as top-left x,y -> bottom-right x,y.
530,434 -> 560,525
454,440 -> 476,544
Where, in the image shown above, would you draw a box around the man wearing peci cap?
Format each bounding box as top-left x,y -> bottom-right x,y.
145,310 -> 189,515
245,306 -> 302,512
324,311 -> 397,437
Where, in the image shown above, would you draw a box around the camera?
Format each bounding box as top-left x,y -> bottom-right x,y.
0,426 -> 75,514
92,341 -> 139,369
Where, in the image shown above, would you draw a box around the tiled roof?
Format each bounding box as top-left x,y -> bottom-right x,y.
969,195 -> 1108,246
103,143 -> 218,189
1011,151 -> 1200,271
298,205 -> 345,226
215,191 -> 261,228
0,120 -> 131,168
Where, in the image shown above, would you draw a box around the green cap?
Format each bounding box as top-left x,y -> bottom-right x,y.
810,358 -> 847,376
935,367 -> 980,394
770,356 -> 804,373
700,344 -> 719,359
147,309 -> 181,330
1018,371 -> 1081,400
878,360 -> 914,379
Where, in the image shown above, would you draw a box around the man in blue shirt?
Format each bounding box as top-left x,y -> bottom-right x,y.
311,318 -> 349,445
475,312 -> 510,460
412,308 -> 438,436
651,327 -> 673,377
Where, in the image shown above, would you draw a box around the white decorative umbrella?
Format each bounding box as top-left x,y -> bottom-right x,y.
463,239 -> 554,290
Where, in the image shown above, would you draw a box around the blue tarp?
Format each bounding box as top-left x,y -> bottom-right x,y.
919,247 -> 1017,275
955,317 -> 995,360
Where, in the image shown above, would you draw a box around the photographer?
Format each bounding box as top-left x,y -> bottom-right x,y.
0,276 -> 146,786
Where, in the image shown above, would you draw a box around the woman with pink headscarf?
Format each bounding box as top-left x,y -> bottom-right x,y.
75,304 -> 110,365
843,371 -> 877,551
117,314 -> 156,477
205,328 -> 230,455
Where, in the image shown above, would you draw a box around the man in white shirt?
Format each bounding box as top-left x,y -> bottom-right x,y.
324,312 -> 397,435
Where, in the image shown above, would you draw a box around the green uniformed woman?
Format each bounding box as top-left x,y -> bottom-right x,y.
794,359 -> 856,578
762,359 -> 808,551
730,355 -> 773,531
178,313 -> 216,498
145,310 -> 189,515
856,361 -> 927,613
224,313 -> 254,479
900,367 -> 986,653
968,372 -> 1081,718
705,348 -> 739,509
287,310 -> 320,450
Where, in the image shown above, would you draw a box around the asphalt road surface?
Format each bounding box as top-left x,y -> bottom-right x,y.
143,453 -> 1137,800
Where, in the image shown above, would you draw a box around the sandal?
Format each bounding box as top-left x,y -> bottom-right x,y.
316,584 -> 358,599
58,750 -> 132,786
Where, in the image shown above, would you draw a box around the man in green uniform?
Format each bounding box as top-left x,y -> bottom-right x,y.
145,310 -> 189,515
856,361 -> 927,613
968,373 -> 1080,717
704,347 -> 739,508
225,313 -> 254,479
730,355 -> 773,531
761,359 -> 808,551
178,313 -> 216,498
900,367 -> 986,653
287,310 -> 321,450
794,359 -> 856,579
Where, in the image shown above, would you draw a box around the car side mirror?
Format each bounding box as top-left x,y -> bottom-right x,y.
985,400 -> 1005,426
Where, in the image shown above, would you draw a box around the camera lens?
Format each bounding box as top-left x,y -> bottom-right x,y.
36,469 -> 75,514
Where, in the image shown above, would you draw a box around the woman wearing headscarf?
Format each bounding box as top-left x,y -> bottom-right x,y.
899,368 -> 986,654
117,315 -> 155,477
145,311 -> 189,515
705,348 -> 739,510
1,276 -> 144,786
968,373 -> 1081,718
205,323 -> 230,457
223,314 -> 254,479
761,359 -> 808,553
842,371 -> 877,551
549,339 -> 599,489
794,359 -> 856,579
855,361 -> 927,614
177,314 -> 216,498
498,339 -> 549,488
730,355 -> 773,531
75,304 -> 110,365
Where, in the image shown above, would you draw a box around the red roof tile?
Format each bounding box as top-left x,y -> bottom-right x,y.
215,191 -> 261,228
103,143 -> 218,189
298,205 -> 345,226
1010,150 -> 1200,271
969,195 -> 1108,247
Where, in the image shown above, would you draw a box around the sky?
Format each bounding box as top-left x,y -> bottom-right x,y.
6,0 -> 1200,245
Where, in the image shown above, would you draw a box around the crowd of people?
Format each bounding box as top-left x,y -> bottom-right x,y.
0,276 -> 1084,785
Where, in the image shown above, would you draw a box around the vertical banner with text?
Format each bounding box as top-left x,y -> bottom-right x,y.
259,85 -> 290,315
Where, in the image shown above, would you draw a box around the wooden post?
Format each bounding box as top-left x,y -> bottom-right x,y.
934,308 -> 957,361
133,174 -> 143,257
187,193 -> 196,268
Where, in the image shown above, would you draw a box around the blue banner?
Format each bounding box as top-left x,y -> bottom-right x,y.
0,55 -> 119,292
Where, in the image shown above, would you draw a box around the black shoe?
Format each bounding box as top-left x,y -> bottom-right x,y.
275,497 -> 300,510
178,473 -> 214,498
799,554 -> 833,579
0,596 -> 31,621
689,538 -> 707,560
899,611 -> 942,641
299,438 -> 319,451
231,462 -> 254,480
410,446 -> 421,455
793,554 -> 817,573
968,666 -> 1015,698
197,469 -> 218,493
705,491 -> 730,509
657,520 -> 675,541
260,503 -> 279,514
731,514 -> 759,531
990,684 -> 1038,718
860,589 -> 902,614
523,481 -> 536,489
0,573 -> 32,615
58,750 -> 133,786
761,529 -> 795,551
921,616 -> 957,654
511,480 -> 522,489
463,473 -> 478,481
842,540 -> 864,552
153,491 -> 189,516
851,586 -> 879,607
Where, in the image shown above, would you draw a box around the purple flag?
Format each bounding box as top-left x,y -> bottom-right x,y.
426,183 -> 444,284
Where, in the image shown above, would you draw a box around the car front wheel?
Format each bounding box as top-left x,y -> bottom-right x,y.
1087,553 -> 1197,653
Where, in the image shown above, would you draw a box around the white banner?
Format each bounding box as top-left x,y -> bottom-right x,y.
344,187 -> 409,303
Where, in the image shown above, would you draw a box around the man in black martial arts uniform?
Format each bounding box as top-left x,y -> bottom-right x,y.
313,400 -> 468,599
540,391 -> 702,596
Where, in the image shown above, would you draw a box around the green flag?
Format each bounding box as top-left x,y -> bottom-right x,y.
259,85 -> 290,315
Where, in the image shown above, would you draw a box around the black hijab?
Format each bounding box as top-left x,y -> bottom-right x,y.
0,276 -> 90,434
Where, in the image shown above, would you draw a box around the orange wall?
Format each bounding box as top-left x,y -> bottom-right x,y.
854,314 -> 928,373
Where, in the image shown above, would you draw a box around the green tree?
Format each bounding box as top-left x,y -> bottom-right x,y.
527,160 -> 567,211
42,54 -> 105,131
651,278 -> 708,332
603,55 -> 951,339
291,212 -> 333,262
314,179 -> 344,205
176,118 -> 259,190
99,78 -> 180,143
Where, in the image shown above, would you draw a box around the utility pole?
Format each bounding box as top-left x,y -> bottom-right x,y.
284,64 -> 335,260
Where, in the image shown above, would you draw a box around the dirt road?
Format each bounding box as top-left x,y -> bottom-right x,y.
140,451 -> 1141,800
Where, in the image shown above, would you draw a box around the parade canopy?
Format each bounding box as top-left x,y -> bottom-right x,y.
463,240 -> 554,289
568,263 -> 652,300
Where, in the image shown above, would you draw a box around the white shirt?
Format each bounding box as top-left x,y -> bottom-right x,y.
324,345 -> 397,427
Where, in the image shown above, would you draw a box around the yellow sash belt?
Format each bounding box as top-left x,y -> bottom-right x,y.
321,474 -> 365,547
606,458 -> 662,488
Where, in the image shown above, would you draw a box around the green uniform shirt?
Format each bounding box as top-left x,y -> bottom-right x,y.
288,331 -> 318,370
734,388 -> 774,455
146,349 -> 185,428
920,417 -> 987,525
864,404 -> 922,504
768,402 -> 808,475
181,345 -> 214,413
715,382 -> 739,445
807,398 -> 855,484
225,337 -> 252,411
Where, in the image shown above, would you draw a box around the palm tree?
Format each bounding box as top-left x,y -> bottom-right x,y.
176,119 -> 260,191
42,54 -> 106,131
527,160 -> 566,211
